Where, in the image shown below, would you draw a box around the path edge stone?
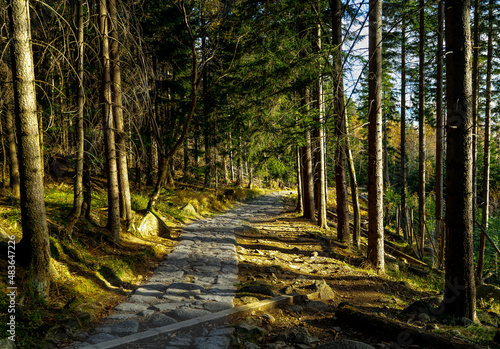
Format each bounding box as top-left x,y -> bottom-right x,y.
78,293 -> 300,349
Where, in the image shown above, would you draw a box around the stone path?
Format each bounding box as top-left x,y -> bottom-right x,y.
69,193 -> 284,349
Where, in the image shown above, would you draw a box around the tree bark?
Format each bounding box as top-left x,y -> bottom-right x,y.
471,0 -> 480,223
67,0 -> 85,233
346,119 -> 361,248
296,146 -> 304,214
9,0 -> 51,299
400,18 -> 407,241
100,0 -> 120,242
313,21 -> 327,229
418,0 -> 426,256
1,63 -> 20,198
443,0 -> 477,321
332,0 -> 349,238
477,0 -> 494,283
109,0 -> 132,227
435,0 -> 444,264
367,0 -> 384,273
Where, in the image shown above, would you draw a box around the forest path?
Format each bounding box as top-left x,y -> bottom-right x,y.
70,192 -> 286,349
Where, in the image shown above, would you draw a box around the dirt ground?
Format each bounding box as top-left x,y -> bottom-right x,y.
231,197 -> 479,349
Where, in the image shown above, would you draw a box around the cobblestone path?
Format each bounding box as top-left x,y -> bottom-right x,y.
70,193 -> 284,349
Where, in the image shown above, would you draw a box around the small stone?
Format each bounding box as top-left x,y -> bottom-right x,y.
87,333 -> 118,344
458,317 -> 473,326
204,301 -> 233,312
245,342 -> 261,349
137,309 -> 155,317
194,336 -> 231,349
280,286 -> 295,294
162,294 -> 185,302
308,280 -> 335,301
449,329 -> 461,337
114,302 -> 149,312
284,304 -> 304,312
169,334 -> 193,346
146,313 -> 177,327
152,303 -> 183,312
239,296 -> 260,304
377,297 -> 391,304
107,313 -> 138,320
96,320 -> 139,334
128,294 -> 159,303
170,308 -> 212,320
261,313 -> 275,323
305,300 -> 330,311
135,287 -> 163,296
237,323 -> 266,336
426,323 -> 439,331
416,313 -> 431,323
210,327 -> 235,336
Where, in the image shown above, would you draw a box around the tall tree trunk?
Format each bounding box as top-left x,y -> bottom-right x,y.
332,0 -> 349,238
471,0 -> 480,223
100,0 -> 120,242
346,118 -> 361,248
1,62 -> 20,197
0,111 -> 6,189
400,18 -> 407,240
109,0 -> 132,227
67,0 -> 85,233
443,0 -> 477,322
296,146 -> 304,214
183,138 -> 189,182
477,0 -> 494,283
383,114 -> 390,187
367,0 -> 384,273
301,130 -> 316,222
9,0 -> 50,299
314,21 -> 328,229
418,0 -> 426,256
435,0 -> 444,262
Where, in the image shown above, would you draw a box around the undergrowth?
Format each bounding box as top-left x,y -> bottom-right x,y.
0,181 -> 262,348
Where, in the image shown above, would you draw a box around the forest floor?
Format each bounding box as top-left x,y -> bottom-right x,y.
228,194 -> 500,349
1,179 -> 500,348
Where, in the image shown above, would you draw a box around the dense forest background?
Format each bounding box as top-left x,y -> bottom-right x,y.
1,0 -> 500,342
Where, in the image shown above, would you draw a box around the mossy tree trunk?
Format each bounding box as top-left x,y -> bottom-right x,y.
9,0 -> 51,300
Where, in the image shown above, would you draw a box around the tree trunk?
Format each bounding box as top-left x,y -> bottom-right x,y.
435,0 -> 444,260
418,0 -> 426,257
312,22 -> 327,229
471,0 -> 480,223
1,62 -> 20,197
367,0 -> 384,273
183,138 -> 189,182
9,0 -> 51,299
109,0 -> 132,227
383,114 -> 390,187
332,0 -> 349,238
443,0 -> 477,321
67,0 -> 85,233
296,146 -> 304,214
0,107 -> 5,188
477,0 -> 494,283
400,18 -> 407,241
100,0 -> 120,242
346,118 -> 361,248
